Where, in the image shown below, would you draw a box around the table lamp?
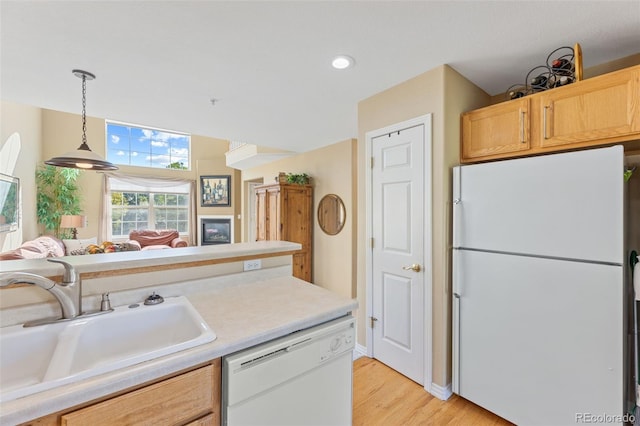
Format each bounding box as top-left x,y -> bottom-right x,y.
60,215 -> 86,239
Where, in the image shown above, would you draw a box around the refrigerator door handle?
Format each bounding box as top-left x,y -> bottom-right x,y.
452,292 -> 461,394
453,166 -> 462,248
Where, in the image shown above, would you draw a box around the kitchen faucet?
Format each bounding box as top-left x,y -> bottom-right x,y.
0,259 -> 112,326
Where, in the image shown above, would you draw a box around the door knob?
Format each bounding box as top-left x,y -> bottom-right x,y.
402,264 -> 421,272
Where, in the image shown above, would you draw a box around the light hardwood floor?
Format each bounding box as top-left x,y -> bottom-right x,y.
353,357 -> 513,426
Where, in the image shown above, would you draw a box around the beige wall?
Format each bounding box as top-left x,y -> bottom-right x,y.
440,67 -> 493,385
1,101 -> 42,249
357,65 -> 489,388
241,139 -> 356,299
583,52 -> 640,79
41,109 -> 104,240
1,107 -> 240,251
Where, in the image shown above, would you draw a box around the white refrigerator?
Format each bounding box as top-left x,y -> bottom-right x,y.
452,146 -> 628,425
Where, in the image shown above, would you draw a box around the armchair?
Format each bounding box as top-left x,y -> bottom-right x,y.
127,230 -> 188,251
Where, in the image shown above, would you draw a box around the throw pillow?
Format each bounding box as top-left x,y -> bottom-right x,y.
63,237 -> 98,255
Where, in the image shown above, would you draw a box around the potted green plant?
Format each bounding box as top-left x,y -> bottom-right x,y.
286,173 -> 310,185
36,165 -> 83,238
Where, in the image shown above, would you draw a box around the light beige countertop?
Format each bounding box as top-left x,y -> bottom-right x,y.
0,240 -> 301,276
1,275 -> 357,425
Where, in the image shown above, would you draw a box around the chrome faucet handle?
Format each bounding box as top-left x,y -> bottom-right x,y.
47,258 -> 79,284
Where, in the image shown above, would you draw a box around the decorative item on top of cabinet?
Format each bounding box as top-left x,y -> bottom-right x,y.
504,43 -> 583,100
275,172 -> 311,185
461,64 -> 640,164
285,173 -> 310,185
255,181 -> 313,281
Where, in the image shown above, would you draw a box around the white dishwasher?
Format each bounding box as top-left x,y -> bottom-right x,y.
222,315 -> 355,426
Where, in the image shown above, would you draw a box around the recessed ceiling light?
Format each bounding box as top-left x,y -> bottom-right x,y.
331,55 -> 355,70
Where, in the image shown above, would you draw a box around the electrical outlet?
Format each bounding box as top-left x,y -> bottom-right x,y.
243,259 -> 262,271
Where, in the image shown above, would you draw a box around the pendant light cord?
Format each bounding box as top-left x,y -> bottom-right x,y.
80,73 -> 89,150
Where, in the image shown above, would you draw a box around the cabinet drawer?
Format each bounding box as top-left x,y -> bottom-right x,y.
186,413 -> 216,426
60,365 -> 214,426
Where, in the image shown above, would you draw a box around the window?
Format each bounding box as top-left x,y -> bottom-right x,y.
110,191 -> 189,238
105,175 -> 193,241
106,121 -> 190,170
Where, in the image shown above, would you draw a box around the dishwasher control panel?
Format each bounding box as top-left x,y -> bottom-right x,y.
321,330 -> 354,362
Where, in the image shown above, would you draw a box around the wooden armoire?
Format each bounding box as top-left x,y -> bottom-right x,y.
255,182 -> 313,281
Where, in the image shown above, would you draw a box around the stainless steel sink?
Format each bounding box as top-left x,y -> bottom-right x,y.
0,296 -> 216,402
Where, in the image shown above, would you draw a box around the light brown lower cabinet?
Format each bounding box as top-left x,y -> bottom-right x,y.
20,360 -> 221,426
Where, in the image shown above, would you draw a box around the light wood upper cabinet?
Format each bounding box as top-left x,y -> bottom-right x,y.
255,182 -> 313,282
538,66 -> 640,148
461,98 -> 531,161
461,65 -> 640,163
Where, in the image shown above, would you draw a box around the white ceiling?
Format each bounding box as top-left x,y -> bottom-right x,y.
1,1 -> 639,153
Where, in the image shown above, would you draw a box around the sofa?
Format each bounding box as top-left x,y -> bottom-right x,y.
0,236 -> 141,260
0,236 -> 66,260
0,230 -> 187,260
127,229 -> 188,251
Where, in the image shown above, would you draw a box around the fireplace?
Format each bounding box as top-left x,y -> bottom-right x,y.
198,215 -> 234,246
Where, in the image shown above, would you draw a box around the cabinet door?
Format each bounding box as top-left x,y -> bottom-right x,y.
461,98 -> 530,162
186,414 -> 216,426
255,190 -> 267,241
280,186 -> 312,246
539,67 -> 640,148
267,188 -> 281,240
292,252 -> 312,282
60,364 -> 215,426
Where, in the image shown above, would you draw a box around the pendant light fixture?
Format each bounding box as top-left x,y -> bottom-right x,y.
45,69 -> 118,171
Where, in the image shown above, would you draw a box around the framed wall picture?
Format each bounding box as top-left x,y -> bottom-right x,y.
0,173 -> 19,233
200,175 -> 231,207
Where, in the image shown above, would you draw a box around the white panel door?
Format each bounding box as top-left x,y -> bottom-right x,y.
372,124 -> 425,384
453,145 -> 624,263
454,249 -> 624,425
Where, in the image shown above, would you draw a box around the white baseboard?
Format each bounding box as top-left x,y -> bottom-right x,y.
352,343 -> 367,360
428,382 -> 453,401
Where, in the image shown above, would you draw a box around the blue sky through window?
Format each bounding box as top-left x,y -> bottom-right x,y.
106,122 -> 190,169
